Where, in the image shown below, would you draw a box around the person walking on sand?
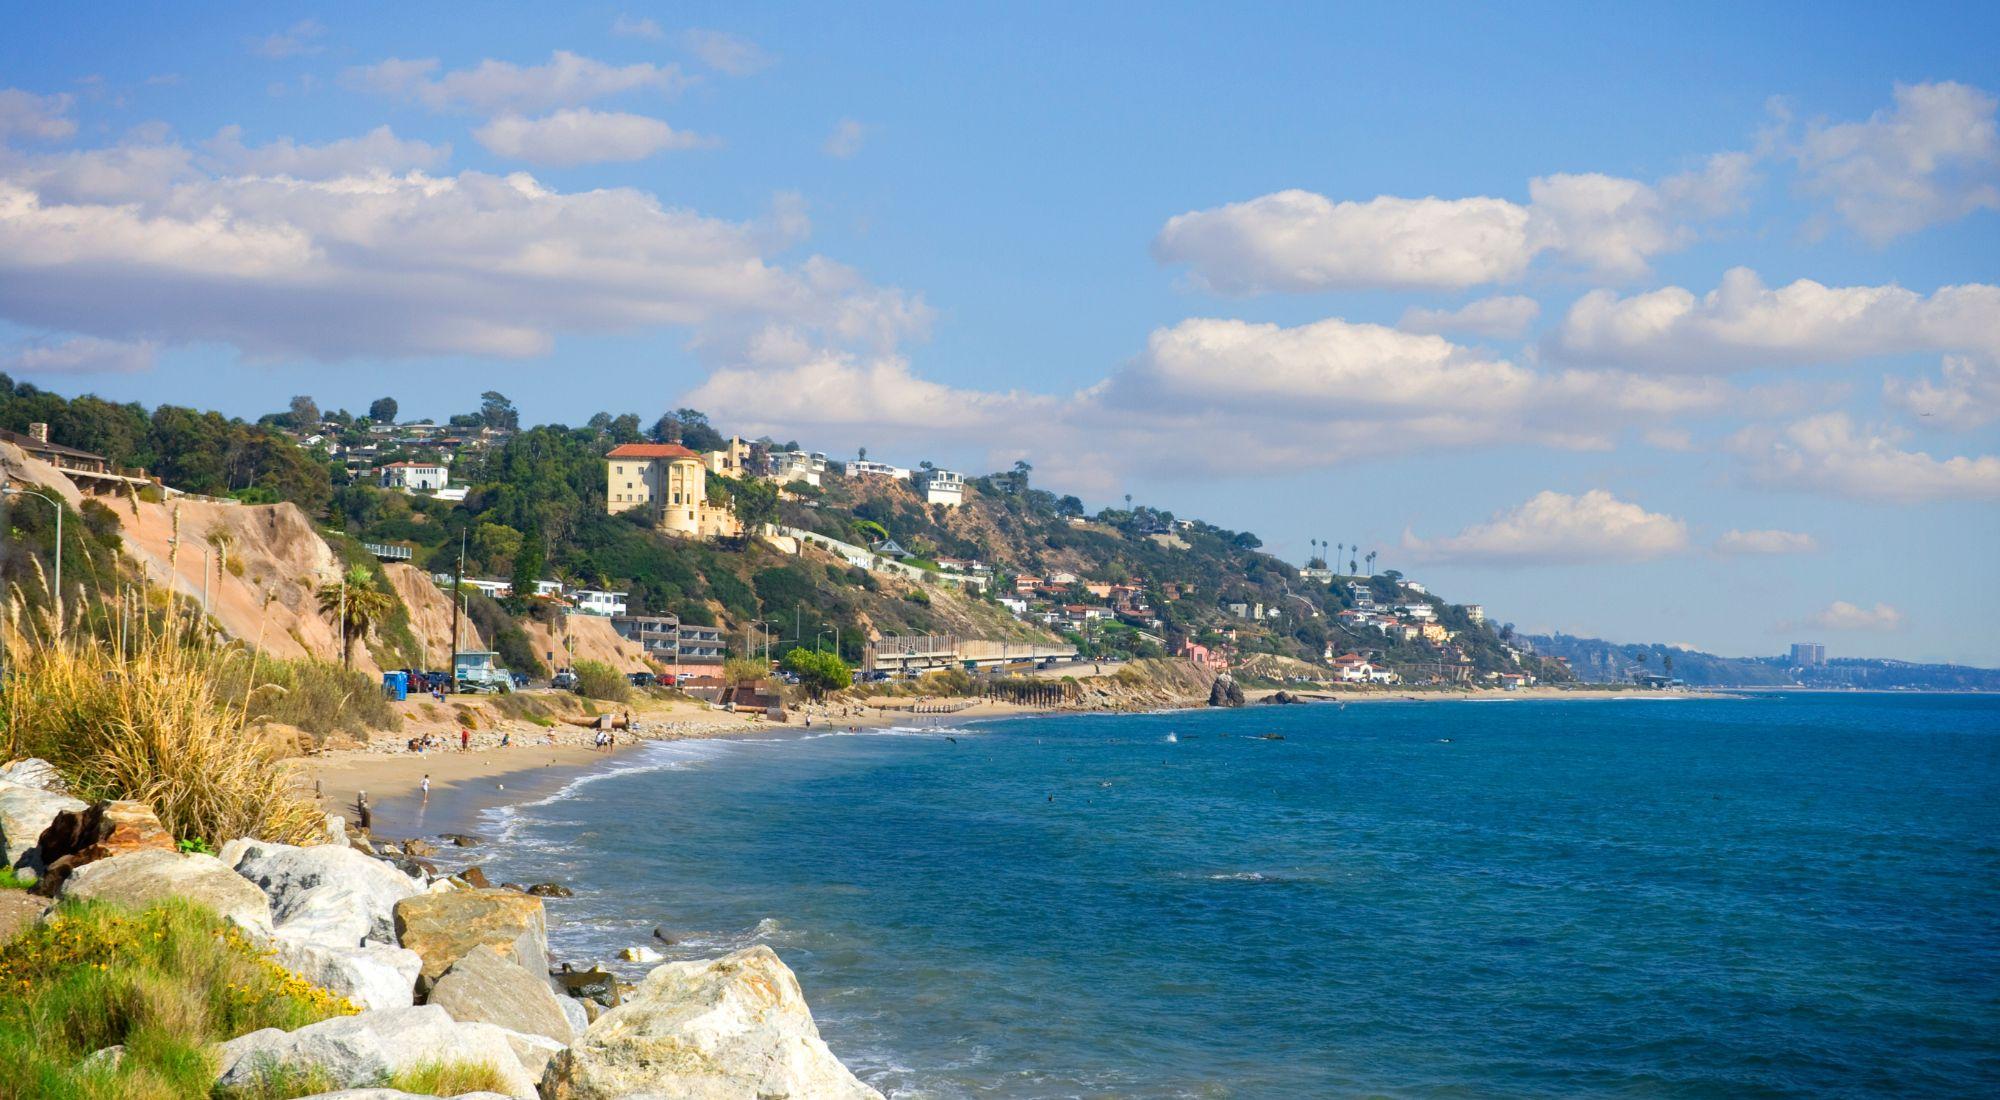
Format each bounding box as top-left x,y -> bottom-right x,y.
460,727 -> 470,752
420,773 -> 431,799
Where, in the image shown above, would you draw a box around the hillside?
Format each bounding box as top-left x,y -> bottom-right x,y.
1527,633 -> 2000,691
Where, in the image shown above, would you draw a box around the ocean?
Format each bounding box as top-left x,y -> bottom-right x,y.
467,694 -> 2000,1098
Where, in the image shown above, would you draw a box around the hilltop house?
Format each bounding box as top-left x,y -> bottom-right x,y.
768,449 -> 828,487
847,459 -> 911,480
605,443 -> 743,540
703,436 -> 751,478
915,467 -> 965,507
1396,603 -> 1437,622
377,461 -> 450,494
571,589 -> 628,617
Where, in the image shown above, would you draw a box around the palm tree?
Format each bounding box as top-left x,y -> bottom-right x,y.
1367,550 -> 1377,576
317,564 -> 397,670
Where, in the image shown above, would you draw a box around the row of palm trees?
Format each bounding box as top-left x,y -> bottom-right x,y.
1308,538 -> 1378,577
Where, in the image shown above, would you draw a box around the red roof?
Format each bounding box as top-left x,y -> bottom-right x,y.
607,443 -> 701,460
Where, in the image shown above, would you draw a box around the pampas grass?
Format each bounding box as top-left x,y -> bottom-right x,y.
1,620 -> 326,847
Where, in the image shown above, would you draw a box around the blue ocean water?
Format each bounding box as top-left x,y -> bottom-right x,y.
470,695 -> 2000,1098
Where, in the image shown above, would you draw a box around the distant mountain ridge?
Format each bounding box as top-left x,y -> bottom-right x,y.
1527,633 -> 2000,691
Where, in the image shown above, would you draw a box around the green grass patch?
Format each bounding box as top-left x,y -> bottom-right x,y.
0,867 -> 27,891
0,899 -> 356,1100
386,1058 -> 515,1095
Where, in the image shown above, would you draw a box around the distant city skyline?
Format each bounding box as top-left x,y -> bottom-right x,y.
1,4 -> 1996,664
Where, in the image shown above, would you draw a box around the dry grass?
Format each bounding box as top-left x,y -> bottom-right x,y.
0,623 -> 326,847
387,1058 -> 516,1095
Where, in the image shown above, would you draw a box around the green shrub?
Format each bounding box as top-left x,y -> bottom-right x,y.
387,1058 -> 515,1096
0,900 -> 356,1100
571,660 -> 631,702
212,652 -> 402,741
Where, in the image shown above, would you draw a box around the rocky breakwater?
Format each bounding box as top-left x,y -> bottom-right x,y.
0,755 -> 882,1098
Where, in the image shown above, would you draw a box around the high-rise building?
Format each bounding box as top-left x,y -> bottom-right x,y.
1790,642 -> 1826,667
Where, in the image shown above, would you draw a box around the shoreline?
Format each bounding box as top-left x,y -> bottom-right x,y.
301,682 -> 1725,840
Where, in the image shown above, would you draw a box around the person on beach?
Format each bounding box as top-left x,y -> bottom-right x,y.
501,731 -> 510,747
460,727 -> 470,752
420,773 -> 430,799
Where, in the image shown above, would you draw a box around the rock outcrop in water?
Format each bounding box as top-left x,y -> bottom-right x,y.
1208,678 -> 1246,707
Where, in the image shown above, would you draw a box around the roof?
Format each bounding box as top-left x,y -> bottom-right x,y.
0,427 -> 107,462
607,443 -> 701,460
377,461 -> 447,469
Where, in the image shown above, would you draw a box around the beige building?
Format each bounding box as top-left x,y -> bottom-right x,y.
607,443 -> 742,539
703,436 -> 751,478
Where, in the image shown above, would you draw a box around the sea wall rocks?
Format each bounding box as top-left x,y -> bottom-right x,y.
271,938 -> 423,1013
215,1004 -> 541,1098
56,849 -> 275,940
393,889 -> 550,986
34,799 -> 177,891
428,943 -> 577,1045
230,839 -> 423,947
0,778 -> 85,875
544,945 -> 884,1100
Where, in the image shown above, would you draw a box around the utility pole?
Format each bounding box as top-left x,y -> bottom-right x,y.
448,529 -> 466,692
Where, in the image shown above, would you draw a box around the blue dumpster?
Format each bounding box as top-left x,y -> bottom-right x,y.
382,670 -> 409,701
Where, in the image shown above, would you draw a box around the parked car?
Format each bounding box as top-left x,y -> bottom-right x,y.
627,671 -> 657,688
551,669 -> 578,690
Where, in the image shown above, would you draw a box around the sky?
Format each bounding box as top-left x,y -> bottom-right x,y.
2,2 -> 1997,664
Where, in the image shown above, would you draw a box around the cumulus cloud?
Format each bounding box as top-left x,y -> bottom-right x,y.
202,125 -> 449,178
1550,267 -> 2000,371
473,109 -> 708,165
1885,354 -> 2000,430
0,133 -> 928,363
611,14 -> 666,41
682,29 -> 775,76
1152,155 -> 1750,293
1399,295 -> 1541,339
1795,81 -> 2000,243
0,89 -> 76,142
249,19 -> 325,60
1402,490 -> 1691,565
4,334 -> 156,374
1714,528 -> 1818,555
1732,413 -> 2000,502
823,118 -> 867,159
345,51 -> 693,115
1798,601 -> 1904,631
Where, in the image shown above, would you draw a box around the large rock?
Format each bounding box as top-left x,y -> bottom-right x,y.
214,1004 -> 539,1098
392,889 -> 548,986
271,939 -> 422,1012
0,778 -> 86,872
230,839 -> 422,948
0,758 -> 66,793
34,799 -> 175,890
57,850 -> 273,939
286,1092 -> 514,1099
544,945 -> 882,1100
428,944 -> 575,1045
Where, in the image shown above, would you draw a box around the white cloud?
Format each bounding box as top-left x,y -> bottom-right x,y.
345,51 -> 693,115
473,109 -> 708,165
1799,600 -> 1904,632
1733,413 -> 2000,502
1152,156 -> 1750,293
202,125 -> 449,178
0,134 -> 928,363
1714,528 -> 1818,555
5,334 -> 156,374
611,14 -> 666,41
249,19 -> 325,60
1550,267 -> 2000,371
1399,295 -> 1541,339
682,29 -> 775,76
1402,490 -> 1691,565
823,118 -> 867,159
1885,354 -> 2000,430
0,89 -> 76,142
1796,81 -> 2000,243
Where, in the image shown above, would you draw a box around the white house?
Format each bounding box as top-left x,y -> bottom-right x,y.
1399,580 -> 1428,595
571,589 -> 628,617
1397,603 -> 1437,622
998,595 -> 1029,617
462,578 -> 511,599
1464,604 -> 1486,624
768,450 -> 828,487
377,461 -> 449,493
533,580 -> 564,598
915,467 -> 965,507
847,459 -> 912,480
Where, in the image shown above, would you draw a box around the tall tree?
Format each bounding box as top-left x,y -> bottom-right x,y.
478,391 -> 519,431
288,395 -> 320,430
316,564 -> 397,669
367,396 -> 398,423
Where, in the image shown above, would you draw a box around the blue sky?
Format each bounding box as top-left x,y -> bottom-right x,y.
3,2 -> 1997,663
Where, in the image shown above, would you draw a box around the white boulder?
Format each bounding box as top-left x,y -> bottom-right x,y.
427,943 -> 576,1045
0,758 -> 66,793
230,839 -> 422,947
543,945 -> 882,1100
58,850 -> 274,939
215,1004 -> 540,1099
270,938 -> 422,1012
0,777 -> 86,871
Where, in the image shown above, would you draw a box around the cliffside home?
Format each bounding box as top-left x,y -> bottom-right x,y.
605,443 -> 742,540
